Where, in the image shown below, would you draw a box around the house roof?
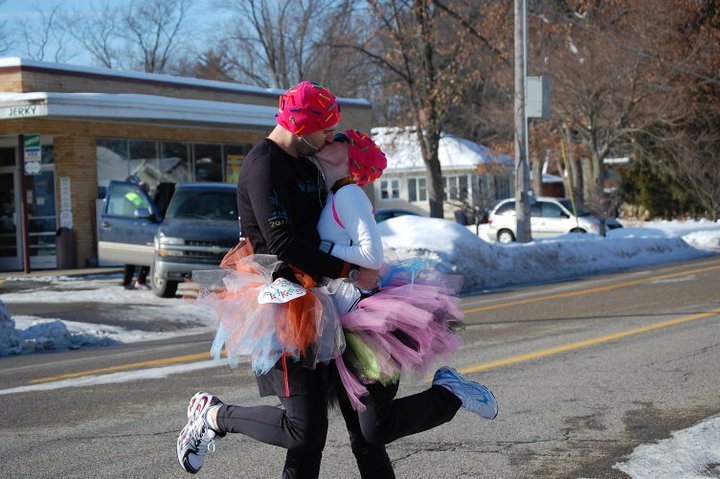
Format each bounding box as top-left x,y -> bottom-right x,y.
371,126 -> 513,172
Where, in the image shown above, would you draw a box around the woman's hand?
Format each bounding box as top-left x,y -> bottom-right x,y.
353,266 -> 379,291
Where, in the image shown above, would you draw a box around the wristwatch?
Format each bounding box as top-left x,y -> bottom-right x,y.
348,267 -> 360,282
319,240 -> 334,254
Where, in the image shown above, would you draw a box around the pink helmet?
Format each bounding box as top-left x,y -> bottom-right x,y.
342,129 -> 387,186
276,81 -> 341,135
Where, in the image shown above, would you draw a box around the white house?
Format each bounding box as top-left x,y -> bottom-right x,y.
369,126 -> 514,219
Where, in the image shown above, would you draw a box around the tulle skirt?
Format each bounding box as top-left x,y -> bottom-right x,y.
333,258 -> 465,411
192,241 -> 344,376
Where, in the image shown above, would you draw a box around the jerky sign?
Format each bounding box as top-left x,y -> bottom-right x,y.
3,104 -> 47,119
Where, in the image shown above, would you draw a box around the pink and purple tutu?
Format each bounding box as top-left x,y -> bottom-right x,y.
334,259 -> 464,411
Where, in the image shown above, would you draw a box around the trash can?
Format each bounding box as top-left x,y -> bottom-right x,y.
454,210 -> 468,226
56,227 -> 76,269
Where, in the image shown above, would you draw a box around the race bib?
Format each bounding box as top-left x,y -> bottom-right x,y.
258,278 -> 307,304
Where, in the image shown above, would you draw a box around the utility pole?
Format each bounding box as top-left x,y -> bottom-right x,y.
514,0 -> 532,243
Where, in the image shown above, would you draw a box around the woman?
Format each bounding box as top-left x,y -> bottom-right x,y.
314,129 -> 498,479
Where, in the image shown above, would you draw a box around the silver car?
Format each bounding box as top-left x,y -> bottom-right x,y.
487,197 -> 622,243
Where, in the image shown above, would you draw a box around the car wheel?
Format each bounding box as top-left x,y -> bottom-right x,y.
570,228 -> 587,233
497,229 -> 516,243
150,262 -> 178,298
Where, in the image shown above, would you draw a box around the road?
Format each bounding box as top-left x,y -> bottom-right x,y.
2,256 -> 720,478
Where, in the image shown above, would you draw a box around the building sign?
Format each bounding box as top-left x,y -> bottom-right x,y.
526,76 -> 552,119
59,177 -> 73,229
24,134 -> 42,175
3,104 -> 47,119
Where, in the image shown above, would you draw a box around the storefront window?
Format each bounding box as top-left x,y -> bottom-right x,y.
41,145 -> 54,164
224,144 -> 252,184
97,139 -> 129,190
193,143 -> 222,182
129,140 -> 160,187
0,146 -> 15,167
160,142 -> 191,184
98,139 -> 253,190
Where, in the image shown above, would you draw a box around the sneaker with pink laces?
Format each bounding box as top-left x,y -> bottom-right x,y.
177,392 -> 225,474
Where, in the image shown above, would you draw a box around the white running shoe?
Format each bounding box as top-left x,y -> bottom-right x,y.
433,367 -> 498,419
177,391 -> 224,474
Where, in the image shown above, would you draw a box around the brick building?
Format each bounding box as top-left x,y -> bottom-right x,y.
0,58 -> 371,272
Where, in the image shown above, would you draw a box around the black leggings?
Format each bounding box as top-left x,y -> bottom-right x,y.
335,369 -> 462,479
215,362 -> 330,479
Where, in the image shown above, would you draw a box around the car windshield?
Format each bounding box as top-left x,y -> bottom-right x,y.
558,199 -> 590,216
165,190 -> 237,221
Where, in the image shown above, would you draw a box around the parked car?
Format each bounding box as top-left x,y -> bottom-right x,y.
374,208 -> 423,223
487,196 -> 622,243
97,181 -> 240,297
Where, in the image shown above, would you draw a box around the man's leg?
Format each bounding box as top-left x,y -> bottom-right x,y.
122,264 -> 134,286
216,361 -> 330,479
137,266 -> 149,284
217,392 -> 328,479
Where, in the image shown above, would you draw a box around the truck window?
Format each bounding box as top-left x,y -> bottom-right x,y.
107,184 -> 152,217
166,190 -> 237,221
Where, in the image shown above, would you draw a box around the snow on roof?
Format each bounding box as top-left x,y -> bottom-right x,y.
0,57 -> 371,107
0,91 -> 278,127
371,126 -> 513,172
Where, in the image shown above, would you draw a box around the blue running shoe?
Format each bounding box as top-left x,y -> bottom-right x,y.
433,367 -> 498,419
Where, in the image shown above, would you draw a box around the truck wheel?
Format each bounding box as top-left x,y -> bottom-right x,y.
150,262 -> 178,298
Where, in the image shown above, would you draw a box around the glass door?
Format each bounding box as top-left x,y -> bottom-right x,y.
0,143 -> 57,272
0,170 -> 21,270
26,168 -> 57,269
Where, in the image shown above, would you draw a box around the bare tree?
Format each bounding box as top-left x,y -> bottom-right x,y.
64,0 -> 194,72
11,3 -> 74,62
660,116 -> 720,220
123,0 -> 192,73
535,1 -> 679,225
62,2 -> 120,68
0,0 -> 10,55
208,0 -> 358,89
336,0 -> 504,217
633,0 -> 720,220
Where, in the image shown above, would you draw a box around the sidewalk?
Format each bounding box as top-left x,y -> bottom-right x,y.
0,267 -> 123,279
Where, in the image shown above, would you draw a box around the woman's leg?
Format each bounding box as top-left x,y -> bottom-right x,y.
337,380 -> 395,479
357,381 -> 461,445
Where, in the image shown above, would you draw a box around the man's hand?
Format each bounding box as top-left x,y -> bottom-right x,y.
354,266 -> 379,291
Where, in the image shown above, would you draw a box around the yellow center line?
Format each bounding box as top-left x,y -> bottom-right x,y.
458,308 -> 720,376
29,352 -> 213,384
28,264 -> 720,386
464,264 -> 720,313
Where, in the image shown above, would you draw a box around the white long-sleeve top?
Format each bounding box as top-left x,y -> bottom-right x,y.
317,184 -> 384,269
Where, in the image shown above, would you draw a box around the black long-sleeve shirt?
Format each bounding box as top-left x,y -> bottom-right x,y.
237,139 -> 347,282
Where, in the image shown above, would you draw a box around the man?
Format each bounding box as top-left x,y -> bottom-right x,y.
177,81 -> 375,478
121,178 -> 151,290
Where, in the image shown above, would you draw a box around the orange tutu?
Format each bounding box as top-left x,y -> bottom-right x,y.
192,241 -> 344,375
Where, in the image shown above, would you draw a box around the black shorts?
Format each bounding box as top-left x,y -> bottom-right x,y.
257,354 -> 332,398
